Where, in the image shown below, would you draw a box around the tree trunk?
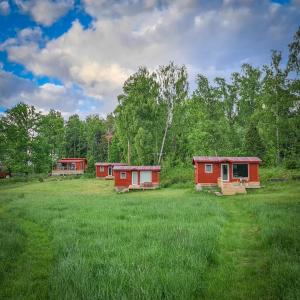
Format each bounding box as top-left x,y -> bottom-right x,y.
276,124 -> 280,165
158,119 -> 169,164
127,139 -> 131,165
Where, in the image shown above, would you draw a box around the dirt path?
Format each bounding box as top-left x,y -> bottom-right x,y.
204,199 -> 268,299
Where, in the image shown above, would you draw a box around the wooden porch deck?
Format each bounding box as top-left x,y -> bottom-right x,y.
51,170 -> 84,176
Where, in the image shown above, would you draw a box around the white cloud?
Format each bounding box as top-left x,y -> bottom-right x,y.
0,70 -> 108,119
14,0 -> 74,26
0,1 -> 10,15
2,0 -> 300,116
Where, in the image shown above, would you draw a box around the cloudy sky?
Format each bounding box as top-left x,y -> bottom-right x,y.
0,0 -> 299,118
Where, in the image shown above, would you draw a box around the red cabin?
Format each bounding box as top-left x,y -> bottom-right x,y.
52,158 -> 87,176
95,162 -> 127,179
192,156 -> 261,194
113,165 -> 161,192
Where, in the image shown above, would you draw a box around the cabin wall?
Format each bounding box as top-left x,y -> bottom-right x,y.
249,163 -> 259,182
152,171 -> 160,184
76,160 -> 87,170
96,165 -> 108,177
115,170 -> 160,187
196,162 -> 220,184
196,162 -> 260,185
114,170 -> 132,187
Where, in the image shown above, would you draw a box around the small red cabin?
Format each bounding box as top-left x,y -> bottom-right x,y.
113,165 -> 161,192
192,156 -> 261,191
95,162 -> 127,179
52,158 -> 87,176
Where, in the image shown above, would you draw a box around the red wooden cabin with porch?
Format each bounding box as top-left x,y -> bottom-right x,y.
192,156 -> 261,195
114,166 -> 161,192
52,158 -> 87,176
95,162 -> 127,179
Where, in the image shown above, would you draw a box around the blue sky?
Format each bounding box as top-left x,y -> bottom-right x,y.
0,0 -> 299,118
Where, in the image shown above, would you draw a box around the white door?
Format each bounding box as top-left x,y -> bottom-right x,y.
140,171 -> 152,184
132,171 -> 138,185
221,164 -> 229,181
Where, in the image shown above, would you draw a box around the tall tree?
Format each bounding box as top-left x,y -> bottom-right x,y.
157,62 -> 188,164
260,51 -> 296,164
243,121 -> 266,159
288,26 -> 300,74
115,67 -> 160,164
1,103 -> 40,173
65,115 -> 87,158
85,115 -> 106,171
37,109 -> 65,172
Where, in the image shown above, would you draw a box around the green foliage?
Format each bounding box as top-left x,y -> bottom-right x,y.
108,135 -> 121,162
0,103 -> 40,173
65,114 -> 87,158
259,166 -> 300,182
1,28 -> 299,172
134,127 -> 153,164
114,67 -> 161,164
244,121 -> 266,158
160,163 -> 194,187
85,115 -> 106,171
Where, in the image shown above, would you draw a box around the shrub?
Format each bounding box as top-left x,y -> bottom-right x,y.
284,157 -> 299,170
160,164 -> 193,188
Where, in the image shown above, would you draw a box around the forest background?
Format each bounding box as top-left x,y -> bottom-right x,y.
1,28 -> 299,175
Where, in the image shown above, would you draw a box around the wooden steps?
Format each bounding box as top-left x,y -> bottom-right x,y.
220,182 -> 247,196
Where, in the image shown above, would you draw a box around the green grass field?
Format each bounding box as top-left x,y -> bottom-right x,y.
0,178 -> 299,299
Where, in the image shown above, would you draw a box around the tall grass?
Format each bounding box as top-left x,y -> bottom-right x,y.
0,180 -> 225,299
250,183 -> 300,300
0,176 -> 299,299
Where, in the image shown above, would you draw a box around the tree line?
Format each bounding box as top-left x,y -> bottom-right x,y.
1,28 -> 299,173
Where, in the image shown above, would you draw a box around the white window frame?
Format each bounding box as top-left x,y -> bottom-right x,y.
120,172 -> 126,179
232,163 -> 249,179
100,166 -> 104,172
205,164 -> 213,173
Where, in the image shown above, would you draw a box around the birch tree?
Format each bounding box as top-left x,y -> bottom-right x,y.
157,62 -> 188,164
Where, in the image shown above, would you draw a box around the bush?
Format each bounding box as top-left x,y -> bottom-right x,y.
160,164 -> 194,188
259,167 -> 300,183
284,157 -> 299,170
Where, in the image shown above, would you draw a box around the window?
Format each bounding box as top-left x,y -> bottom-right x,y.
233,164 -> 248,178
205,164 -> 213,173
100,166 -> 104,172
108,166 -> 113,176
120,172 -> 126,179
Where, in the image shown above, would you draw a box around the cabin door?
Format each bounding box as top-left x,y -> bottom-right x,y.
108,166 -> 113,176
132,171 -> 138,185
221,164 -> 229,181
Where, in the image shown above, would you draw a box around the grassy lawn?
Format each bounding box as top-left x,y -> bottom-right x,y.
0,178 -> 299,299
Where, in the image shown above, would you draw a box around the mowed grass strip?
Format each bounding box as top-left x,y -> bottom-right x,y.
0,179 -> 299,299
204,181 -> 300,300
0,179 -> 225,299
